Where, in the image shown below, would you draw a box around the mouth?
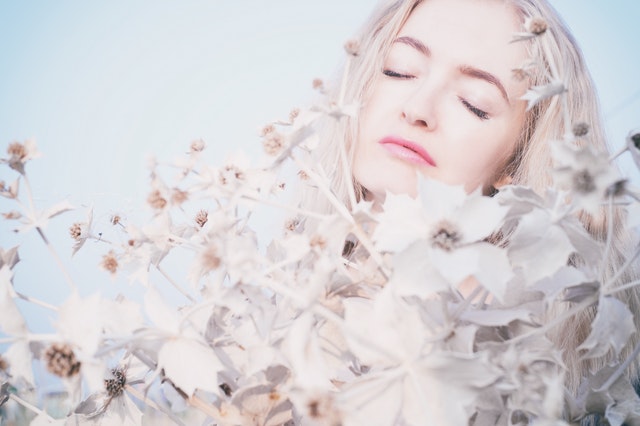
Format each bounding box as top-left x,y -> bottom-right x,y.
378,136 -> 436,167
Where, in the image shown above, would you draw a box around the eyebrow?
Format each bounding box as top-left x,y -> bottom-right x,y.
393,36 -> 511,104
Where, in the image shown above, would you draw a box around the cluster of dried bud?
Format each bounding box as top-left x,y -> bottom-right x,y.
69,223 -> 83,240
572,122 -> 590,137
195,209 -> 208,228
190,139 -> 206,153
171,188 -> 189,205
344,39 -> 360,56
527,17 -> 548,36
7,142 -> 27,162
312,78 -> 325,93
263,132 -> 285,156
101,251 -> 118,275
44,343 -> 81,378
147,189 -> 168,210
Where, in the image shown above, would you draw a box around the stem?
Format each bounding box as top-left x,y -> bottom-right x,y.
21,173 -> 36,215
187,394 -> 223,421
604,279 -> 640,297
509,296 -> 597,345
125,384 -> 186,426
451,285 -> 485,320
155,264 -> 196,303
599,193 -> 615,284
603,242 -> 640,289
292,155 -> 388,278
609,145 -> 628,162
241,194 -> 328,220
9,393 -> 56,422
338,56 -> 351,106
596,338 -> 640,392
36,227 -> 77,293
13,290 -> 59,311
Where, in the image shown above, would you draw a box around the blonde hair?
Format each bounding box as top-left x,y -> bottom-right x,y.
300,0 -> 640,394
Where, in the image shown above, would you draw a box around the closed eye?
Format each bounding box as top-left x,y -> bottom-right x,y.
460,98 -> 489,120
382,69 -> 414,79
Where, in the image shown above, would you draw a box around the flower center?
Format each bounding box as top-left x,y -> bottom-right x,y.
431,221 -> 461,251
572,170 -> 596,193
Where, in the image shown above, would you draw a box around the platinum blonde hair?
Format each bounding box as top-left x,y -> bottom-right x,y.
300,0 -> 640,394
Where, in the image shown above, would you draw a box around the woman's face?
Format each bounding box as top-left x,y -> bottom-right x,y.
354,0 -> 530,202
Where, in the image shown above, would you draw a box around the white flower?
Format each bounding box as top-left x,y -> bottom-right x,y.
374,179 -> 512,301
1,139 -> 41,174
520,81 -> 566,111
551,139 -> 621,214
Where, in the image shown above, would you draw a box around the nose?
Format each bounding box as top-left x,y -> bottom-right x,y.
401,81 -> 438,131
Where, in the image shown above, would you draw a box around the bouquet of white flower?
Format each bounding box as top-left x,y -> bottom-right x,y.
2,32 -> 640,426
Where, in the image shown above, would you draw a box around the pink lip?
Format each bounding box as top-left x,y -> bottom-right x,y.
378,136 -> 436,167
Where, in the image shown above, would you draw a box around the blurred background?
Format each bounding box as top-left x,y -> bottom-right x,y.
0,0 -> 638,333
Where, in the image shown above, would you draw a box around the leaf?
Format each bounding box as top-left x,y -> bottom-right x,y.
158,338 -> 223,396
460,307 -> 532,327
0,266 -> 28,336
520,81 -> 566,111
578,296 -> 635,359
388,240 -> 450,299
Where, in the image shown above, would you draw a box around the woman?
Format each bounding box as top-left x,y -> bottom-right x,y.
297,0 -> 640,418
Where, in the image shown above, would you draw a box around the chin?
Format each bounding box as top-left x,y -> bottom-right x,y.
355,165 -> 419,202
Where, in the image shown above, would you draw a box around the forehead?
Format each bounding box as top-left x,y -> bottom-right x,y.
398,0 -> 525,59
395,0 -> 528,86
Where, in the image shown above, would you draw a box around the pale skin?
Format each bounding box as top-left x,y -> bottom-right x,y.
354,0 -> 531,204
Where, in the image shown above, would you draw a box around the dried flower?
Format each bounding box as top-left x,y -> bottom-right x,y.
528,17 -> 548,35
101,251 -> 119,275
263,132 -> 285,156
2,211 -> 21,220
572,122 -> 590,137
289,108 -> 300,122
344,39 -> 360,56
4,140 -> 41,174
552,140 -> 619,214
260,123 -> 275,136
44,343 -> 81,378
297,170 -> 309,181
512,68 -> 530,81
171,188 -> 189,205
511,17 -> 549,42
104,368 -> 127,397
111,215 -> 121,226
200,244 -> 221,271
284,218 -> 300,232
312,78 -> 325,93
195,209 -> 208,228
69,223 -> 83,240
310,234 -> 327,250
190,139 -> 206,153
147,190 -> 167,210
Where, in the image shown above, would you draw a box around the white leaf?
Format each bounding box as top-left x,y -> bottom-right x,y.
0,265 -> 28,335
158,338 -> 223,396
4,342 -> 34,386
578,296 -> 635,359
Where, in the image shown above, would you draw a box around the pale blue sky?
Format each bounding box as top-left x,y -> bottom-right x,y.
0,1 -> 639,333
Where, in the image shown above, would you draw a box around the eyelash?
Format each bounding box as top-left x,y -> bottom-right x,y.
382,68 -> 490,121
460,98 -> 489,120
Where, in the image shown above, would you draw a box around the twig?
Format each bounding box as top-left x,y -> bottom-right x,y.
13,290 -> 59,311
36,227 -> 77,293
126,384 -> 186,426
9,393 -> 56,422
155,264 -> 196,303
596,338 -> 640,392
